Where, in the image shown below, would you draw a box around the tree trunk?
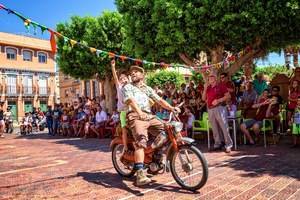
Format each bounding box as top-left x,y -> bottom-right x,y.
284,49 -> 290,67
243,60 -> 254,80
103,77 -> 116,114
210,46 -> 224,64
293,52 -> 299,67
226,49 -> 263,75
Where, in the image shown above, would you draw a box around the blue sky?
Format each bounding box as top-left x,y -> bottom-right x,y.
0,0 -> 284,66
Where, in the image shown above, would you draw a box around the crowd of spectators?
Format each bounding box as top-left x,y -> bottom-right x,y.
11,72 -> 300,148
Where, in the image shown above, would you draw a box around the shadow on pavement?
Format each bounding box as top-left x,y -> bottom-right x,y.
77,171 -> 200,196
219,146 -> 300,181
14,132 -> 111,152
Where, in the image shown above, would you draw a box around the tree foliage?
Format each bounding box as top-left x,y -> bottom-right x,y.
191,71 -> 203,84
56,11 -> 125,79
146,70 -> 185,89
116,0 -> 300,73
254,65 -> 293,80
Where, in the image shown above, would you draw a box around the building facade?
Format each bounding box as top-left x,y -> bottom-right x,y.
59,72 -> 103,104
0,32 -> 58,121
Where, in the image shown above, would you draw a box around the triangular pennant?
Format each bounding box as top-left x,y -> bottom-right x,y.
135,59 -> 142,65
90,47 -> 97,53
96,50 -> 102,57
69,40 -> 77,47
49,31 -> 57,53
119,55 -> 126,62
40,25 -> 47,34
63,36 -> 69,43
108,52 -> 115,58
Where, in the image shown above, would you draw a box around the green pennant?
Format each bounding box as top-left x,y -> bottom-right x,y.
40,25 -> 47,34
63,36 -> 69,43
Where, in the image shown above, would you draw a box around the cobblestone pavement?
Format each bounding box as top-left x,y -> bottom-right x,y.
0,133 -> 300,200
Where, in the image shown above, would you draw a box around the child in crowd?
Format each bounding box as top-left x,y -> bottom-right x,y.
183,106 -> 195,138
290,96 -> 300,148
61,109 -> 71,136
107,110 -> 120,127
226,99 -> 237,118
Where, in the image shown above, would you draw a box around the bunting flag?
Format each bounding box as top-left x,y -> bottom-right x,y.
49,30 -> 57,53
0,3 -> 253,72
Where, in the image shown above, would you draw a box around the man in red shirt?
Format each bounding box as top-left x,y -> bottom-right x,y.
240,96 -> 279,145
202,72 -> 233,153
220,72 -> 237,105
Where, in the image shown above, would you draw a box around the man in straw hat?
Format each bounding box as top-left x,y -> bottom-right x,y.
202,70 -> 233,153
122,65 -> 180,186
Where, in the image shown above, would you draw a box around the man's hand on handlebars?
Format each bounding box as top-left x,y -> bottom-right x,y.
172,107 -> 181,114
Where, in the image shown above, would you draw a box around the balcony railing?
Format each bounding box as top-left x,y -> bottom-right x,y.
6,85 -> 17,96
39,87 -> 49,96
23,86 -> 33,96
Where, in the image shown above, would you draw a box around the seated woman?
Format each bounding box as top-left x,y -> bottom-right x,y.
73,107 -> 86,137
84,109 -> 96,139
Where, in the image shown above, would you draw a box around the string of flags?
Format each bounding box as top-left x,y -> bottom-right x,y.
0,4 -> 253,73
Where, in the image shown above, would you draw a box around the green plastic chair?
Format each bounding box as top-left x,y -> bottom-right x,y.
192,112 -> 211,149
242,118 -> 273,148
279,109 -> 286,135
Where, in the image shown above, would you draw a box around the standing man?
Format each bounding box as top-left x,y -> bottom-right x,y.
202,72 -> 233,153
45,105 -> 53,136
122,65 -> 180,186
253,73 -> 268,96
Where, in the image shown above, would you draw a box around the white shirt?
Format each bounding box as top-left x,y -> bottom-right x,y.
96,111 -> 108,123
187,113 -> 195,129
117,85 -> 125,111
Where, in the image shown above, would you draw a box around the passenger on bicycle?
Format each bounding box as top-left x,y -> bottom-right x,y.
122,65 -> 180,186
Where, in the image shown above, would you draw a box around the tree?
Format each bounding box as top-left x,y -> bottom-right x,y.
56,11 -> 126,112
116,0 -> 300,75
146,70 -> 185,89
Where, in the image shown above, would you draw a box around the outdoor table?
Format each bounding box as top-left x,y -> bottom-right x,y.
228,116 -> 240,150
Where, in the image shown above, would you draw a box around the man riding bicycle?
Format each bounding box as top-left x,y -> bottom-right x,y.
122,65 -> 180,186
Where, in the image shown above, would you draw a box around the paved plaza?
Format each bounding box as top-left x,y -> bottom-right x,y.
0,133 -> 300,200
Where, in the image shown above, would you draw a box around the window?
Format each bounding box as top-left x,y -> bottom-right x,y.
39,76 -> 48,95
23,75 -> 33,94
38,52 -> 47,63
6,48 -> 17,60
6,75 -> 17,94
23,50 -> 33,61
